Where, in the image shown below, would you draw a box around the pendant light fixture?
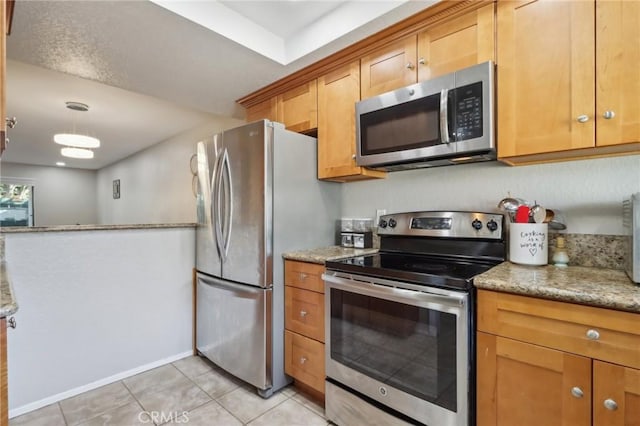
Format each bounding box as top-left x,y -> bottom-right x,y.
55,102 -> 101,158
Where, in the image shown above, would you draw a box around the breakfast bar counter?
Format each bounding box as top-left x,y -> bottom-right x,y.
474,261 -> 640,313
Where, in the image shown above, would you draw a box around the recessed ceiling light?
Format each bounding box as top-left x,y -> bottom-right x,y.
56,161 -> 66,167
61,147 -> 94,159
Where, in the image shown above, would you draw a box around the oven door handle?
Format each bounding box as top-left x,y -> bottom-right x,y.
322,272 -> 466,309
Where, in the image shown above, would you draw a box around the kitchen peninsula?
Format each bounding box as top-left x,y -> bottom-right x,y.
1,224 -> 195,417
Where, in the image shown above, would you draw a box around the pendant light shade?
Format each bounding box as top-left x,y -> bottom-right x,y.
54,102 -> 100,157
54,133 -> 100,148
61,147 -> 94,159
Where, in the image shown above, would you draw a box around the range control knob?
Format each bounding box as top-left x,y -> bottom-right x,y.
388,218 -> 397,228
379,219 -> 388,229
471,219 -> 483,230
487,219 -> 499,232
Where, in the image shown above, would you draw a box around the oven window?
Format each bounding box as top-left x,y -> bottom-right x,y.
360,93 -> 441,155
330,288 -> 457,412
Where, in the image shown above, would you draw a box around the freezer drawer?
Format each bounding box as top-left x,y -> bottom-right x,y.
196,273 -> 271,391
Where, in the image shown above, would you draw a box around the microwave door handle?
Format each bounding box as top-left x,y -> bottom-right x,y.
440,88 -> 451,144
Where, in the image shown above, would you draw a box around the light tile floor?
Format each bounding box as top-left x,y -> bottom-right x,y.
10,356 -> 328,426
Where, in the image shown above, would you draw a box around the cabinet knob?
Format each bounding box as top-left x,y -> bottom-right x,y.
570,387 -> 584,398
5,117 -> 17,129
7,317 -> 17,329
586,329 -> 600,340
405,62 -> 415,70
300,357 -> 307,364
603,110 -> 615,119
603,398 -> 618,411
418,57 -> 426,65
300,310 -> 307,318
576,115 -> 589,123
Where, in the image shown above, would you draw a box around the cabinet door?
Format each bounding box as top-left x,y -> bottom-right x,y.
276,80 -> 317,133
360,37 -> 417,99
477,332 -> 591,426
497,0 -> 595,158
417,3 -> 494,81
245,97 -> 277,123
596,0 -> 640,147
317,61 -> 386,181
593,361 -> 640,426
284,330 -> 325,394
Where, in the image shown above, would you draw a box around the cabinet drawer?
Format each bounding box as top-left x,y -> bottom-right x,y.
285,286 -> 324,342
478,290 -> 640,369
285,330 -> 325,395
285,260 -> 325,293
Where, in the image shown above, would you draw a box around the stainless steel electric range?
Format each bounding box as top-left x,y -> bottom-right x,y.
323,211 -> 506,426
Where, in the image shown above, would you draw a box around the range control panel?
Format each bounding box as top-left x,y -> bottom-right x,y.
378,211 -> 504,240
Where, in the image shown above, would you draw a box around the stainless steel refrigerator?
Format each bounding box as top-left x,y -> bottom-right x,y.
195,120 -> 340,397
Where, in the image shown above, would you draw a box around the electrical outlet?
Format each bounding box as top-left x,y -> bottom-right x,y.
375,209 -> 386,225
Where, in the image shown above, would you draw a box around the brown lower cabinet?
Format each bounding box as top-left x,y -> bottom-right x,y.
477,289 -> 640,426
284,260 -> 326,398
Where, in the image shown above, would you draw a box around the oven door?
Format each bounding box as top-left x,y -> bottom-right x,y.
323,271 -> 469,426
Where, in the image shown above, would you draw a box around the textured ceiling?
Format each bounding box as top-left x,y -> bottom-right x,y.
3,0 -> 435,169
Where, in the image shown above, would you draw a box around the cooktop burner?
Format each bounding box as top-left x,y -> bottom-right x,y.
325,252 -> 499,291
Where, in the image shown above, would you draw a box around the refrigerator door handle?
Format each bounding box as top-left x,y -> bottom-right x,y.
213,150 -> 225,259
221,148 -> 233,259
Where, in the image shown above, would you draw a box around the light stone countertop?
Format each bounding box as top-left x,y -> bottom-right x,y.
1,261 -> 18,318
283,246 -> 379,265
0,223 -> 196,233
475,261 -> 640,313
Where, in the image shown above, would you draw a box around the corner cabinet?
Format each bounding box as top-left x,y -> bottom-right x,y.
497,0 -> 640,165
284,260 -> 327,397
360,3 -> 495,99
317,61 -> 386,182
477,290 -> 640,426
245,97 -> 277,123
276,80 -> 317,134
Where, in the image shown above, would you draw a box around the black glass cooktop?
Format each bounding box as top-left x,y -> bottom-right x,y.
325,252 -> 499,291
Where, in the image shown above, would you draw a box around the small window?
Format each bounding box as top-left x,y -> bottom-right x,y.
0,183 -> 35,227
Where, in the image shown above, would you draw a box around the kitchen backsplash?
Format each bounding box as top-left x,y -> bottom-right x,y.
549,233 -> 625,270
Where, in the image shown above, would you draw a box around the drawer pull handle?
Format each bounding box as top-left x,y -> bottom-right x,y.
300,310 -> 307,318
586,329 -> 600,340
603,398 -> 618,411
571,387 -> 584,398
300,357 -> 307,364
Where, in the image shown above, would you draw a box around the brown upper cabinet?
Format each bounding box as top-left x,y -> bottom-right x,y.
245,97 -> 277,123
360,3 -> 495,99
276,80 -> 317,134
317,61 -> 386,182
497,0 -> 640,164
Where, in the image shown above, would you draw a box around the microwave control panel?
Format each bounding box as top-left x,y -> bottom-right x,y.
452,82 -> 483,141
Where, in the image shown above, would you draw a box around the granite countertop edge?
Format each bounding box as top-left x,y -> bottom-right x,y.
283,246 -> 379,264
1,262 -> 18,318
0,223 -> 197,233
474,261 -> 640,314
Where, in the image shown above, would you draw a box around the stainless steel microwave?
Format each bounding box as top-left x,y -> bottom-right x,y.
356,61 -> 495,171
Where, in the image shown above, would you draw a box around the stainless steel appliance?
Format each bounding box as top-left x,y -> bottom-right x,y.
195,120 -> 340,397
323,211 -> 506,425
623,192 -> 640,283
356,61 -> 495,171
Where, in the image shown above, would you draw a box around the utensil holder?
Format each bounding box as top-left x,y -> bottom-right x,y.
509,223 -> 548,265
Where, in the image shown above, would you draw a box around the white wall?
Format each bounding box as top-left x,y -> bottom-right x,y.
4,227 -> 195,416
96,118 -> 243,225
0,163 -> 98,226
341,155 -> 640,235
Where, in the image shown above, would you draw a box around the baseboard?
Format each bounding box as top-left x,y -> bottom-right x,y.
9,350 -> 193,419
